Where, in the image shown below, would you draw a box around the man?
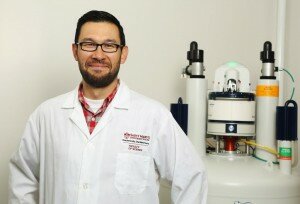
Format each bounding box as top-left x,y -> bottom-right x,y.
9,10 -> 207,204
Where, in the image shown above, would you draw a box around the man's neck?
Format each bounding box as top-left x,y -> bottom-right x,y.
82,79 -> 118,100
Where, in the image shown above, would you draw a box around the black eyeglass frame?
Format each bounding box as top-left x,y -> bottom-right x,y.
76,42 -> 124,53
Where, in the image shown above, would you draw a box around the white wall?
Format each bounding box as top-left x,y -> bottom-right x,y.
0,0 -> 299,202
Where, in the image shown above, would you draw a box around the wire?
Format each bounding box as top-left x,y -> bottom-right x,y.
206,140 -> 215,148
249,146 -> 255,154
243,141 -> 279,164
279,68 -> 295,100
234,202 -> 254,204
243,141 -> 278,156
252,153 -> 279,165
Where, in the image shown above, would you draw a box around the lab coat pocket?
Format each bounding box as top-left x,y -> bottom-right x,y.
114,153 -> 150,194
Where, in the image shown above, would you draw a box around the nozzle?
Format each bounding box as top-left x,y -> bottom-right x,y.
190,41 -> 198,51
260,41 -> 275,63
178,97 -> 183,104
259,41 -> 276,79
187,41 -> 204,64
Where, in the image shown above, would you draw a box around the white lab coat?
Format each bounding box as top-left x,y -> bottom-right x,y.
9,81 -> 207,204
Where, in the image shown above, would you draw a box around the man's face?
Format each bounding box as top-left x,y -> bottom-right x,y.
72,22 -> 128,88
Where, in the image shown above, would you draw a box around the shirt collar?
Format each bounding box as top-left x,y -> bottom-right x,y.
77,82 -> 118,113
62,80 -> 130,110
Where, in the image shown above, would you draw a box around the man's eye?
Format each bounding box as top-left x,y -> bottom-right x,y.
83,42 -> 96,47
103,43 -> 116,49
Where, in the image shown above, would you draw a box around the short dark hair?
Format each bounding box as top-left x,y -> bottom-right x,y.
74,10 -> 126,45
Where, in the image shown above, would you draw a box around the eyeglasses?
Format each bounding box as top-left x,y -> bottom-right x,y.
76,42 -> 123,53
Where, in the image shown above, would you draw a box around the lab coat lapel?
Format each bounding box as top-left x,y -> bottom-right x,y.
69,107 -> 90,139
62,88 -> 90,138
90,81 -> 131,139
89,107 -> 114,139
62,81 -> 131,140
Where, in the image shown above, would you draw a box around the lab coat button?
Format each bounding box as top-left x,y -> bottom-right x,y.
91,117 -> 95,121
83,183 -> 88,189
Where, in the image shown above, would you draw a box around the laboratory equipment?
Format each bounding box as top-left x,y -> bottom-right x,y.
204,43 -> 300,203
185,41 -> 207,156
276,100 -> 298,175
170,97 -> 188,134
207,61 -> 255,156
162,41 -> 300,204
256,41 -> 279,163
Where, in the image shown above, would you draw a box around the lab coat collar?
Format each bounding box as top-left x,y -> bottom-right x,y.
110,80 -> 130,110
61,80 -> 131,139
61,80 -> 131,110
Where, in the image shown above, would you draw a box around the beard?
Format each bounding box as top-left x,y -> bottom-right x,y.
78,59 -> 120,88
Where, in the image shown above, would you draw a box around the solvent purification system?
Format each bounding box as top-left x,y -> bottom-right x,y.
161,41 -> 300,204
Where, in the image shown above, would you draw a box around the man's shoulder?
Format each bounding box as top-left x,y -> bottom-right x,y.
41,90 -> 74,108
118,82 -> 170,116
128,88 -> 170,116
32,89 -> 76,116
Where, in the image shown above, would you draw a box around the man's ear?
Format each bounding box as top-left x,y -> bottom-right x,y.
120,46 -> 128,64
72,44 -> 79,61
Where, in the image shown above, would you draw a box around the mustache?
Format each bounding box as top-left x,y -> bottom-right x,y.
87,59 -> 110,66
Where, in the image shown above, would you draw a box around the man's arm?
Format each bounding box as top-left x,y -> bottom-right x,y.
9,116 -> 40,204
153,112 -> 208,204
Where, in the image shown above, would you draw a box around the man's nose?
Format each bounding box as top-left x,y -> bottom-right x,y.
92,46 -> 106,59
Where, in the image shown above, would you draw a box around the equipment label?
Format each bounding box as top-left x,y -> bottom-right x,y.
256,85 -> 279,97
279,147 -> 292,160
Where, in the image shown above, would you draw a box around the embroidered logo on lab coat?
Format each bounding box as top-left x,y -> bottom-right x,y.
122,132 -> 151,152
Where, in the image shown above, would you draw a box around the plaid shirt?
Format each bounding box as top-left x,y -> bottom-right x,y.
78,84 -> 118,134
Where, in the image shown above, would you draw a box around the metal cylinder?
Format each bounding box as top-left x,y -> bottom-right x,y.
278,140 -> 292,175
255,79 -> 279,162
224,137 -> 237,152
187,62 -> 204,76
186,77 -> 207,156
261,63 -> 275,77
